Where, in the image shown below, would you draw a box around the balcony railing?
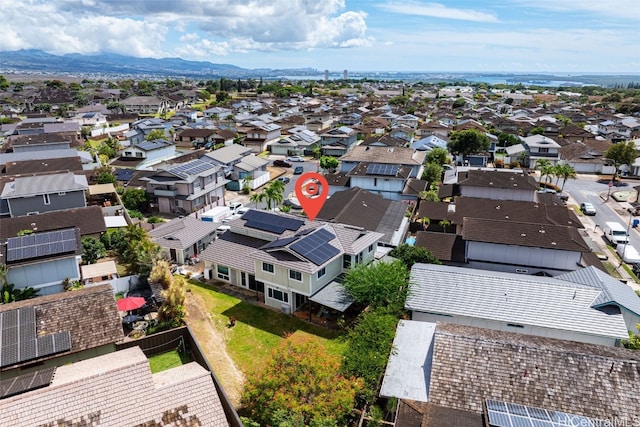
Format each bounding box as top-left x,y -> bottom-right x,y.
154,188 -> 178,197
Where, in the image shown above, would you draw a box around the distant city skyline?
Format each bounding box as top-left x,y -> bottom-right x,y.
2,0 -> 639,73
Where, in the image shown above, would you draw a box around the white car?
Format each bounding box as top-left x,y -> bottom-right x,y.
616,244 -> 640,264
286,156 -> 304,162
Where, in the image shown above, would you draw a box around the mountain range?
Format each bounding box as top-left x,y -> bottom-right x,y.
0,49 -> 316,78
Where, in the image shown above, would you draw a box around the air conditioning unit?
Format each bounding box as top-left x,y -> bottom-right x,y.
280,304 -> 291,315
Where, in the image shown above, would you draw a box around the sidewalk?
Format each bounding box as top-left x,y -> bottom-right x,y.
566,192 -> 640,292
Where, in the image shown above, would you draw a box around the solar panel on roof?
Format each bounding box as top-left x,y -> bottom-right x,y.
246,220 -> 287,234
366,163 -> 399,176
290,228 -> 340,265
169,159 -> 214,179
261,236 -> 298,250
242,210 -> 304,232
0,309 -> 72,368
6,228 -> 77,262
0,367 -> 56,399
486,399 -> 596,427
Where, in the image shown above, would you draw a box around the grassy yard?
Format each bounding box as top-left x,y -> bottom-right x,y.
148,349 -> 192,373
187,280 -> 346,375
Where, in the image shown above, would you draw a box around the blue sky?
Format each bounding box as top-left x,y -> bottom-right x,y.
1,0 -> 638,73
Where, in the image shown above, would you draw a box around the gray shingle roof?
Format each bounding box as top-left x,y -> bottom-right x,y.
557,266 -> 640,316
1,172 -> 88,199
407,264 -> 629,340
149,216 -> 218,250
458,169 -> 538,190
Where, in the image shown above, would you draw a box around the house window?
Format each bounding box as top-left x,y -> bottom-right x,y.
355,252 -> 363,264
289,270 -> 302,281
262,262 -> 274,273
538,147 -> 549,153
268,287 -> 289,303
374,178 -> 377,186
43,194 -> 50,205
317,267 -> 326,278
125,151 -> 132,156
368,244 -> 374,253
217,265 -> 230,281
343,255 -> 351,269
136,152 -> 143,157
175,200 -> 183,207
507,323 -> 524,329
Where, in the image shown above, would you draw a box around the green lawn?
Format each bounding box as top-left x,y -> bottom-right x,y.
148,349 -> 191,373
187,280 -> 346,374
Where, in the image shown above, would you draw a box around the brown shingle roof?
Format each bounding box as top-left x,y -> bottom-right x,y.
0,206 -> 106,240
416,197 -> 581,228
414,231 -> 465,262
459,169 -> 538,191
429,322 -> 640,418
462,217 -> 590,252
4,156 -> 84,175
0,285 -> 123,370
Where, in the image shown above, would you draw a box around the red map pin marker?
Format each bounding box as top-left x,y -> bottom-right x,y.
295,172 -> 329,221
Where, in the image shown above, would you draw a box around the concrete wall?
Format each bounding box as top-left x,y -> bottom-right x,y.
411,311 -> 617,347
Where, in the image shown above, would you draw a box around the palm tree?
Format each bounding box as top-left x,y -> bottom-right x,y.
250,191 -> 265,209
419,217 -> 430,231
439,219 -> 451,233
534,159 -> 554,185
556,164 -> 577,191
264,181 -> 284,210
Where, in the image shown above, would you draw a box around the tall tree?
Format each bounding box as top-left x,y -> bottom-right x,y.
343,259 -> 409,313
421,163 -> 443,187
534,159 -> 554,184
605,140 -> 637,180
242,335 -> 362,426
426,147 -> 449,165
145,129 -> 167,141
447,129 -> 491,161
81,237 -> 106,264
388,244 -> 440,269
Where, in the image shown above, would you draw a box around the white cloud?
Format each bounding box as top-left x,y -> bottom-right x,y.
378,1 -> 499,23
506,0 -> 640,20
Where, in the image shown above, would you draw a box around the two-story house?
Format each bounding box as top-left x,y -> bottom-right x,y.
199,210 -> 383,314
239,120 -> 281,153
7,133 -> 73,153
1,227 -> 82,295
120,139 -> 176,165
121,96 -> 167,115
203,145 -> 270,190
320,126 -> 358,156
521,134 -> 561,168
0,171 -> 88,217
142,158 -> 228,215
447,168 -> 540,202
270,127 -> 320,156
337,145 -> 427,200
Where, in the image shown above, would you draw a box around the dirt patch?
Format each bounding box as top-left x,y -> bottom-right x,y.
184,290 -> 245,407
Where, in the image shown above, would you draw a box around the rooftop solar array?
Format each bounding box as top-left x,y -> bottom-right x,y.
169,159 -> 215,179
486,399 -> 598,427
0,308 -> 71,368
0,367 -> 56,399
242,210 -> 304,234
366,163 -> 399,176
261,236 -> 298,250
6,228 -> 77,262
290,228 -> 340,265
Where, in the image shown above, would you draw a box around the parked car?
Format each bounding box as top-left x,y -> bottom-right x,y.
286,156 -> 304,162
293,166 -> 304,175
616,244 -> 640,264
273,159 -> 292,167
229,201 -> 243,213
277,176 -> 291,183
580,202 -> 596,215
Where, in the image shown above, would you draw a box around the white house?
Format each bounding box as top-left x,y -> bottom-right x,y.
407,263 -> 637,347
521,134 -> 561,168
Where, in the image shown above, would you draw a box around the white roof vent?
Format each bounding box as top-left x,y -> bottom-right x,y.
447,204 -> 456,213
